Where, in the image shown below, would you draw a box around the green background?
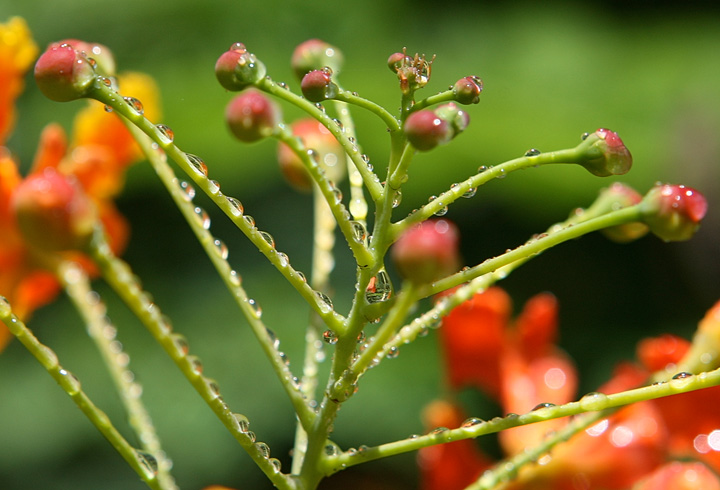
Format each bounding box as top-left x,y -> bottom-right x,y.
1,1 -> 719,488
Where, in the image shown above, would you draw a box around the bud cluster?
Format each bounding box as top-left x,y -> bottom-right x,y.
387,49 -> 434,94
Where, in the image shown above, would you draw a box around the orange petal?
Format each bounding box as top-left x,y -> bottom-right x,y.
633,461 -> 720,490
637,334 -> 690,373
31,123 -> 68,172
515,292 -> 558,359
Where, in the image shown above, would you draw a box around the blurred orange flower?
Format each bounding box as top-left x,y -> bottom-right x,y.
0,17 -> 160,350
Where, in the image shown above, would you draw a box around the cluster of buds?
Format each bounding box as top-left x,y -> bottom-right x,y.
388,49 -> 434,95
404,103 -> 470,151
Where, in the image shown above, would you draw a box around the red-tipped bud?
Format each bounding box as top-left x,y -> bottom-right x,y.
575,128 -> 633,176
11,168 -> 97,251
640,184 -> 707,242
34,44 -> 96,102
291,39 -> 343,80
277,118 -> 345,192
52,39 -> 115,76
387,52 -> 410,73
404,110 -> 452,151
300,68 -> 338,102
215,43 -> 266,92
452,76 -> 483,105
593,182 -> 649,242
391,219 -> 460,283
225,89 -> 282,142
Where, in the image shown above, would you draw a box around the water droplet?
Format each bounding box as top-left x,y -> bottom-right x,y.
392,189 -> 402,208
246,431 -> 257,443
462,187 -> 477,198
322,330 -> 338,344
123,96 -> 144,115
315,291 -> 333,313
58,368 -> 82,394
386,346 -> 399,359
332,118 -> 344,130
331,184 -> 343,204
208,180 -> 220,194
136,450 -> 159,478
296,271 -> 307,283
179,181 -> 195,201
496,168 -> 507,179
104,105 -> 113,113
672,371 -> 693,379
269,458 -> 282,472
265,328 -> 280,349
186,154 -> 208,177
232,413 -> 250,433
204,377 -> 221,399
314,102 -> 326,113
477,165 -> 489,173
259,231 -> 275,249
213,239 -> 229,260
325,444 -> 338,456
581,132 -> 590,141
350,221 -> 367,242
170,333 -> 189,356
365,270 -> 392,304
579,392 -> 609,411
461,417 -> 485,428
276,252 -> 289,267
307,149 -> 320,165
155,124 -> 174,144
255,442 -> 271,458
428,196 -> 448,216
226,196 -> 244,216
430,427 -> 448,436
101,77 -> 113,87
356,331 -> 366,343
244,215 -> 256,228
229,270 -> 241,287
247,298 -> 262,319
187,355 -> 203,375
361,154 -> 370,164
532,402 -> 555,411
524,148 -> 541,157
192,207 -> 210,230
38,344 -> 59,369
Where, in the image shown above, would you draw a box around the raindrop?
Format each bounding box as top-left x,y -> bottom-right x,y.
226,196 -> 244,216
266,328 -> 280,349
325,444 -> 338,456
179,181 -> 195,201
58,368 -> 82,394
246,431 -> 257,443
247,299 -> 262,319
230,42 -> 246,52
392,190 -> 402,208
229,270 -> 241,287
307,149 -> 320,164
322,330 -> 338,344
330,183 -> 343,204
277,81 -> 288,90
430,427 -> 448,435
232,413 -> 250,433
187,355 -> 203,375
365,270 -> 392,304
332,118 -> 344,130
296,271 -> 307,283
244,215 -> 256,228
672,371 -> 693,379
276,252 -> 289,267
101,77 -> 113,87
532,402 -> 555,411
123,97 -> 144,115
386,346 -> 399,359
213,239 -> 229,260
171,333 -> 190,356
315,291 -> 333,313
255,442 -> 271,458
193,207 -> 211,230
136,450 -> 159,478
259,231 -> 275,248
496,168 -> 507,179
477,165 -> 489,173
269,458 -> 282,472
350,221 -> 367,242
204,377 -> 221,398
314,102 -> 326,113
581,132 -> 590,141
104,105 -> 113,113
155,124 -> 174,144
579,392 -> 609,411
208,180 -> 220,195
461,417 -> 484,428
361,154 -> 370,164
186,153 -> 208,177
524,148 -> 541,157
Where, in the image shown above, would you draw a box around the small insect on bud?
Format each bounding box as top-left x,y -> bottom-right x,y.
640,184 -> 707,242
291,39 -> 343,81
452,76 -> 483,105
391,219 -> 460,283
34,43 -> 97,102
215,43 -> 266,92
575,128 -> 633,177
11,168 -> 97,252
300,68 -> 338,102
225,89 -> 282,143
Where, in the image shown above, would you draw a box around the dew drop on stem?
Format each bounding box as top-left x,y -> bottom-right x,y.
226,196 -> 244,216
155,124 -> 174,144
255,442 -> 271,458
365,270 -> 392,304
229,269 -> 241,287
315,291 -> 333,313
259,231 -> 275,249
247,298 -> 262,319
123,96 -> 144,115
232,413 -> 250,433
135,450 -> 159,478
193,207 -> 211,230
186,153 -> 208,177
461,417 -> 484,428
213,239 -> 229,260
179,181 -> 195,201
322,330 -> 338,344
524,148 -> 541,157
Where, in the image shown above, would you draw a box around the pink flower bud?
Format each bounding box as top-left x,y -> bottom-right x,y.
11,168 -> 97,251
225,89 -> 281,142
596,182 -> 649,242
291,39 -> 343,80
215,43 -> 266,92
640,184 -> 707,241
52,39 -> 115,76
404,110 -> 452,151
452,76 -> 483,105
391,219 -> 460,283
434,102 -> 470,135
576,128 -> 633,176
300,68 -> 338,102
387,52 -> 411,73
34,44 -> 96,102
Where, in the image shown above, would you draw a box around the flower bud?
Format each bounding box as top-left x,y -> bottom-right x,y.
300,68 -> 338,102
225,89 -> 281,142
574,128 -> 632,176
34,43 -> 96,102
52,39 -> 115,77
277,118 -> 345,192
215,43 -> 266,92
291,39 -> 343,80
391,50 -> 433,94
387,52 -> 410,73
591,182 -> 649,242
640,184 -> 707,242
404,110 -> 452,151
452,76 -> 483,104
434,102 -> 470,135
11,168 -> 97,251
391,219 -> 460,283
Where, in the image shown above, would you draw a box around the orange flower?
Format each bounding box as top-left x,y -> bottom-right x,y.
0,19 -> 160,350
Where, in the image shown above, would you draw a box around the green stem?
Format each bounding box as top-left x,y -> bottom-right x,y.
58,262 -> 177,489
0,298 -> 165,490
410,89 -> 456,112
334,90 -> 401,131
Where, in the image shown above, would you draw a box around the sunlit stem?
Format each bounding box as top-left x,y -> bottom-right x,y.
58,261 -> 177,490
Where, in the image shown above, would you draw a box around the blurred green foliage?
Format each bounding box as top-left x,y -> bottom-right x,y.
1,1 -> 719,489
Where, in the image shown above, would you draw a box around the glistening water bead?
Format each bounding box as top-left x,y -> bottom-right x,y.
226,196 -> 244,216
155,124 -> 174,144
185,153 -> 208,177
